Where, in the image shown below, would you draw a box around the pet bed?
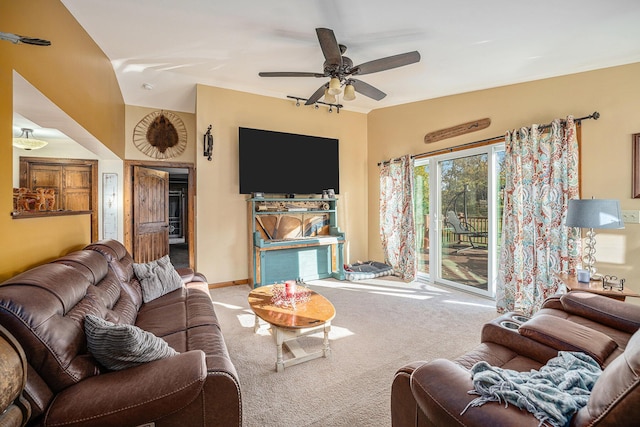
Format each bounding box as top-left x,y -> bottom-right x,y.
344,261 -> 394,281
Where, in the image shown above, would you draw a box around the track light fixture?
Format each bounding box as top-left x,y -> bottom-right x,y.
287,95 -> 342,114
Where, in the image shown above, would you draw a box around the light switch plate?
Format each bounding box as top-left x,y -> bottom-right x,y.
622,210 -> 640,224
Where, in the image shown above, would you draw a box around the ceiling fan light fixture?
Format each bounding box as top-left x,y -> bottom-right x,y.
328,77 -> 342,95
324,88 -> 337,104
13,128 -> 48,150
343,83 -> 356,101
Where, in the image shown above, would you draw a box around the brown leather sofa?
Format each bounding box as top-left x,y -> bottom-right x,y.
0,239 -> 241,427
392,291 -> 640,426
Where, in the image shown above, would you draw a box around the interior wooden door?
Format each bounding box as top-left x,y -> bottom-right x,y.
133,166 -> 169,262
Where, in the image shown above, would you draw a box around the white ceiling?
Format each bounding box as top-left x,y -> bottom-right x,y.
58,0 -> 640,114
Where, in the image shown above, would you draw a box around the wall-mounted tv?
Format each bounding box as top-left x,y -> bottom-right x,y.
239,127 -> 339,195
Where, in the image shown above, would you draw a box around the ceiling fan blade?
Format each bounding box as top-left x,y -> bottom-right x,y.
351,79 -> 386,101
316,28 -> 342,67
305,84 -> 328,105
351,51 -> 420,76
0,31 -> 51,46
259,71 -> 325,78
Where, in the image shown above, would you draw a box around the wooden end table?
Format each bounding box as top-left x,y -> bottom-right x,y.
556,273 -> 640,301
248,284 -> 336,372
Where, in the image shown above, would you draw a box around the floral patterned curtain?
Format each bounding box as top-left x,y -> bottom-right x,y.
497,116 -> 581,316
380,155 -> 416,281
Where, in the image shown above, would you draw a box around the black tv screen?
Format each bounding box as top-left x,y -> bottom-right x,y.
239,127 -> 339,195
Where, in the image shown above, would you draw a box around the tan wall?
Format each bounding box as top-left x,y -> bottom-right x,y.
368,62 -> 640,300
195,85 -> 368,282
0,0 -> 125,280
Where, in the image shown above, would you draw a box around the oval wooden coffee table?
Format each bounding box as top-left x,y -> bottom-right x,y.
248,284 -> 335,372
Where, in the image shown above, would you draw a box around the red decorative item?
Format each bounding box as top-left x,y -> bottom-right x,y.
285,280 -> 296,297
271,282 -> 312,309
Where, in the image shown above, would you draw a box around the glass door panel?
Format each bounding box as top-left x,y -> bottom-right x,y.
439,153 -> 489,290
414,164 -> 430,276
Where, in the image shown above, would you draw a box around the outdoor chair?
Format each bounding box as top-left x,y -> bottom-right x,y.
445,211 -> 488,252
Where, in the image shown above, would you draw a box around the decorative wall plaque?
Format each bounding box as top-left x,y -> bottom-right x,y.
133,110 -> 187,159
424,118 -> 491,144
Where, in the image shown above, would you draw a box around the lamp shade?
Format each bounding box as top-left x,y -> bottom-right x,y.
324,88 -> 337,104
328,77 -> 342,95
13,128 -> 48,150
565,199 -> 624,229
343,83 -> 356,101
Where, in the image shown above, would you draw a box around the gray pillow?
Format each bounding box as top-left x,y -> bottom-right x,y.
133,255 -> 183,303
84,314 -> 178,370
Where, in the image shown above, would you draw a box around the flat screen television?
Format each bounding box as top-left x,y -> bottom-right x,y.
239,127 -> 339,195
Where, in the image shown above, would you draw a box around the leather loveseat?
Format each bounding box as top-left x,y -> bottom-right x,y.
0,239 -> 241,427
392,291 -> 640,426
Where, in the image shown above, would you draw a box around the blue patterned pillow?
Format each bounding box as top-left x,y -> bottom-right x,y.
85,314 -> 178,370
133,255 -> 183,303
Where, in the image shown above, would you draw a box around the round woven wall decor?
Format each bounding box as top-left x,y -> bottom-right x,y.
133,110 -> 187,159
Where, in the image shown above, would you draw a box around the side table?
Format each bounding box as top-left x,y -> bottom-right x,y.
556,273 -> 640,301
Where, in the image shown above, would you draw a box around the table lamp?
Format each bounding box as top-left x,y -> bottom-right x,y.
565,198 -> 624,278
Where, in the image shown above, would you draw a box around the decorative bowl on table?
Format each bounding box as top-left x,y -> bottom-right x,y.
271,280 -> 312,308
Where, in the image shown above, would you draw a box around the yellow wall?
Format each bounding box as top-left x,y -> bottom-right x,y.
195,85 -> 368,282
0,0 -> 125,280
368,62 -> 640,299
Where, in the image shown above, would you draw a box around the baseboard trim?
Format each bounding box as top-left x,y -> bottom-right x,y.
208,279 -> 251,289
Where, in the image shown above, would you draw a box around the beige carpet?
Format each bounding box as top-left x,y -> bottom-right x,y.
210,277 -> 498,427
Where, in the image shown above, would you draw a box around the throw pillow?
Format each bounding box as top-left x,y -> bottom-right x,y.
133,255 -> 183,303
84,314 -> 178,370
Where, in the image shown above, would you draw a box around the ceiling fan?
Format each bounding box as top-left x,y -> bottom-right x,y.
259,28 -> 420,105
0,31 -> 51,46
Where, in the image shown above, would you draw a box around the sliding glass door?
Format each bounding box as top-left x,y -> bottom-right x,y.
414,144 -> 504,297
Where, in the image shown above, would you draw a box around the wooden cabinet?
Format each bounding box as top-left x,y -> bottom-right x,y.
248,197 -> 345,287
19,157 -> 96,212
15,157 -> 98,241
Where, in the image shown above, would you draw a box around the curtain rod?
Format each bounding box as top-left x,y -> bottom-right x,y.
377,111 -> 600,166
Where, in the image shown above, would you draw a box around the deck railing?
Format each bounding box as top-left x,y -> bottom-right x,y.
416,215 -> 490,250
442,216 -> 488,246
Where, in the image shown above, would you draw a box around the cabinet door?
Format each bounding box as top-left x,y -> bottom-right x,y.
63,165 -> 92,211
26,164 -> 62,191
